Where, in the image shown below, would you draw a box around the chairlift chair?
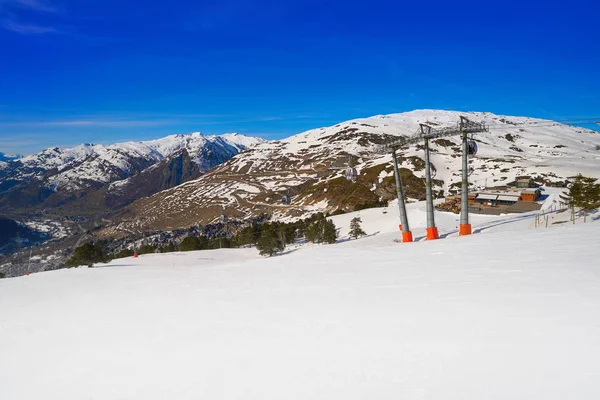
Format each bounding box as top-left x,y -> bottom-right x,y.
468,140 -> 478,156
345,166 -> 358,182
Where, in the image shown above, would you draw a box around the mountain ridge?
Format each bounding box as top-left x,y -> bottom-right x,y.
0,132 -> 265,214
103,109 -> 600,234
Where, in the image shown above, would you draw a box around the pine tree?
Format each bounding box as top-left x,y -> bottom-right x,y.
138,244 -> 156,255
560,175 -> 600,223
322,219 -> 338,244
305,214 -> 338,244
66,242 -> 109,267
178,236 -> 200,251
349,216 -> 366,239
115,248 -> 134,258
256,227 -> 285,256
160,242 -> 177,253
305,220 -> 320,243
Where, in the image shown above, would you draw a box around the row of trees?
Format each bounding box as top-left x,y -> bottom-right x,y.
255,214 -> 338,256
65,214 -> 369,266
253,214 -> 368,256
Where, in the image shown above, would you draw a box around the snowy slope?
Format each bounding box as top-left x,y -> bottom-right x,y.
120,110 -> 600,232
1,207 -> 600,399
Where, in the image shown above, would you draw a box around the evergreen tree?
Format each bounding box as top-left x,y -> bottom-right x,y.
159,242 -> 177,253
138,244 -> 156,255
232,225 -> 261,247
576,176 -> 600,211
276,222 -> 297,245
322,219 -> 338,244
256,226 -> 285,256
178,236 -> 200,251
349,216 -> 366,239
66,242 -> 109,267
304,220 -> 320,243
560,175 -> 600,223
114,248 -> 134,259
305,214 -> 338,244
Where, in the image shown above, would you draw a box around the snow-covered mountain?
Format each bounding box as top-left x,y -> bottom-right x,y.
0,133 -> 265,212
110,110 -> 600,233
0,152 -> 21,162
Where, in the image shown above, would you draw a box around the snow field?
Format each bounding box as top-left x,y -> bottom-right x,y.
1,200 -> 600,399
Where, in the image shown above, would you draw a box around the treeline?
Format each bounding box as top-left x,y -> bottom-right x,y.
65,212 -> 362,267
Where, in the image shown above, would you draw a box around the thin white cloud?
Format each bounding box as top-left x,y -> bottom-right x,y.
2,19 -> 58,33
0,0 -> 61,34
0,112 -> 324,128
256,116 -> 284,122
12,0 -> 58,13
0,119 -> 179,128
0,139 -> 40,147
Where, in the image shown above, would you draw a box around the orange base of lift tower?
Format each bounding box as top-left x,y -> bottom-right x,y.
459,224 -> 472,236
398,225 -> 413,242
133,252 -> 138,258
426,227 -> 439,240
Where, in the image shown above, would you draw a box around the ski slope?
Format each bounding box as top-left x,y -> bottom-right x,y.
1,202 -> 600,399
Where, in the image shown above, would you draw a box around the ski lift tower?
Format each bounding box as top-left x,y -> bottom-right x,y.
385,116 -> 487,241
383,142 -> 413,243
458,116 -> 486,235
418,117 -> 488,239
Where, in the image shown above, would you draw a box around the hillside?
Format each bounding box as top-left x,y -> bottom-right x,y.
2,202 -> 599,399
108,110 -> 600,233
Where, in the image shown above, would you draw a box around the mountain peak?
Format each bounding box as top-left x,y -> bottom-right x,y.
0,152 -> 21,162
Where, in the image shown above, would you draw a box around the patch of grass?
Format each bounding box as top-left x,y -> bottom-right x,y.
359,163 -> 393,183
397,156 -> 425,171
304,177 -> 379,212
490,158 -> 516,163
434,138 -> 454,147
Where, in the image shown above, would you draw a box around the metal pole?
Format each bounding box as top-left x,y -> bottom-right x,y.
421,125 -> 439,240
391,148 -> 413,242
459,116 -> 471,236
27,248 -> 32,276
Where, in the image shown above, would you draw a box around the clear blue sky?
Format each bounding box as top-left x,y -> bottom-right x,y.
1,0 -> 599,155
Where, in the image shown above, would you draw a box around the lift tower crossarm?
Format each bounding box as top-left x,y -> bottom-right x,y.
385,118 -> 487,149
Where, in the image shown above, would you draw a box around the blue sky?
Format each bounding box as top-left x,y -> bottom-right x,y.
1,0 -> 599,155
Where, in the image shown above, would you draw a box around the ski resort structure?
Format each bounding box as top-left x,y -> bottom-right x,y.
385,116 -> 488,241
